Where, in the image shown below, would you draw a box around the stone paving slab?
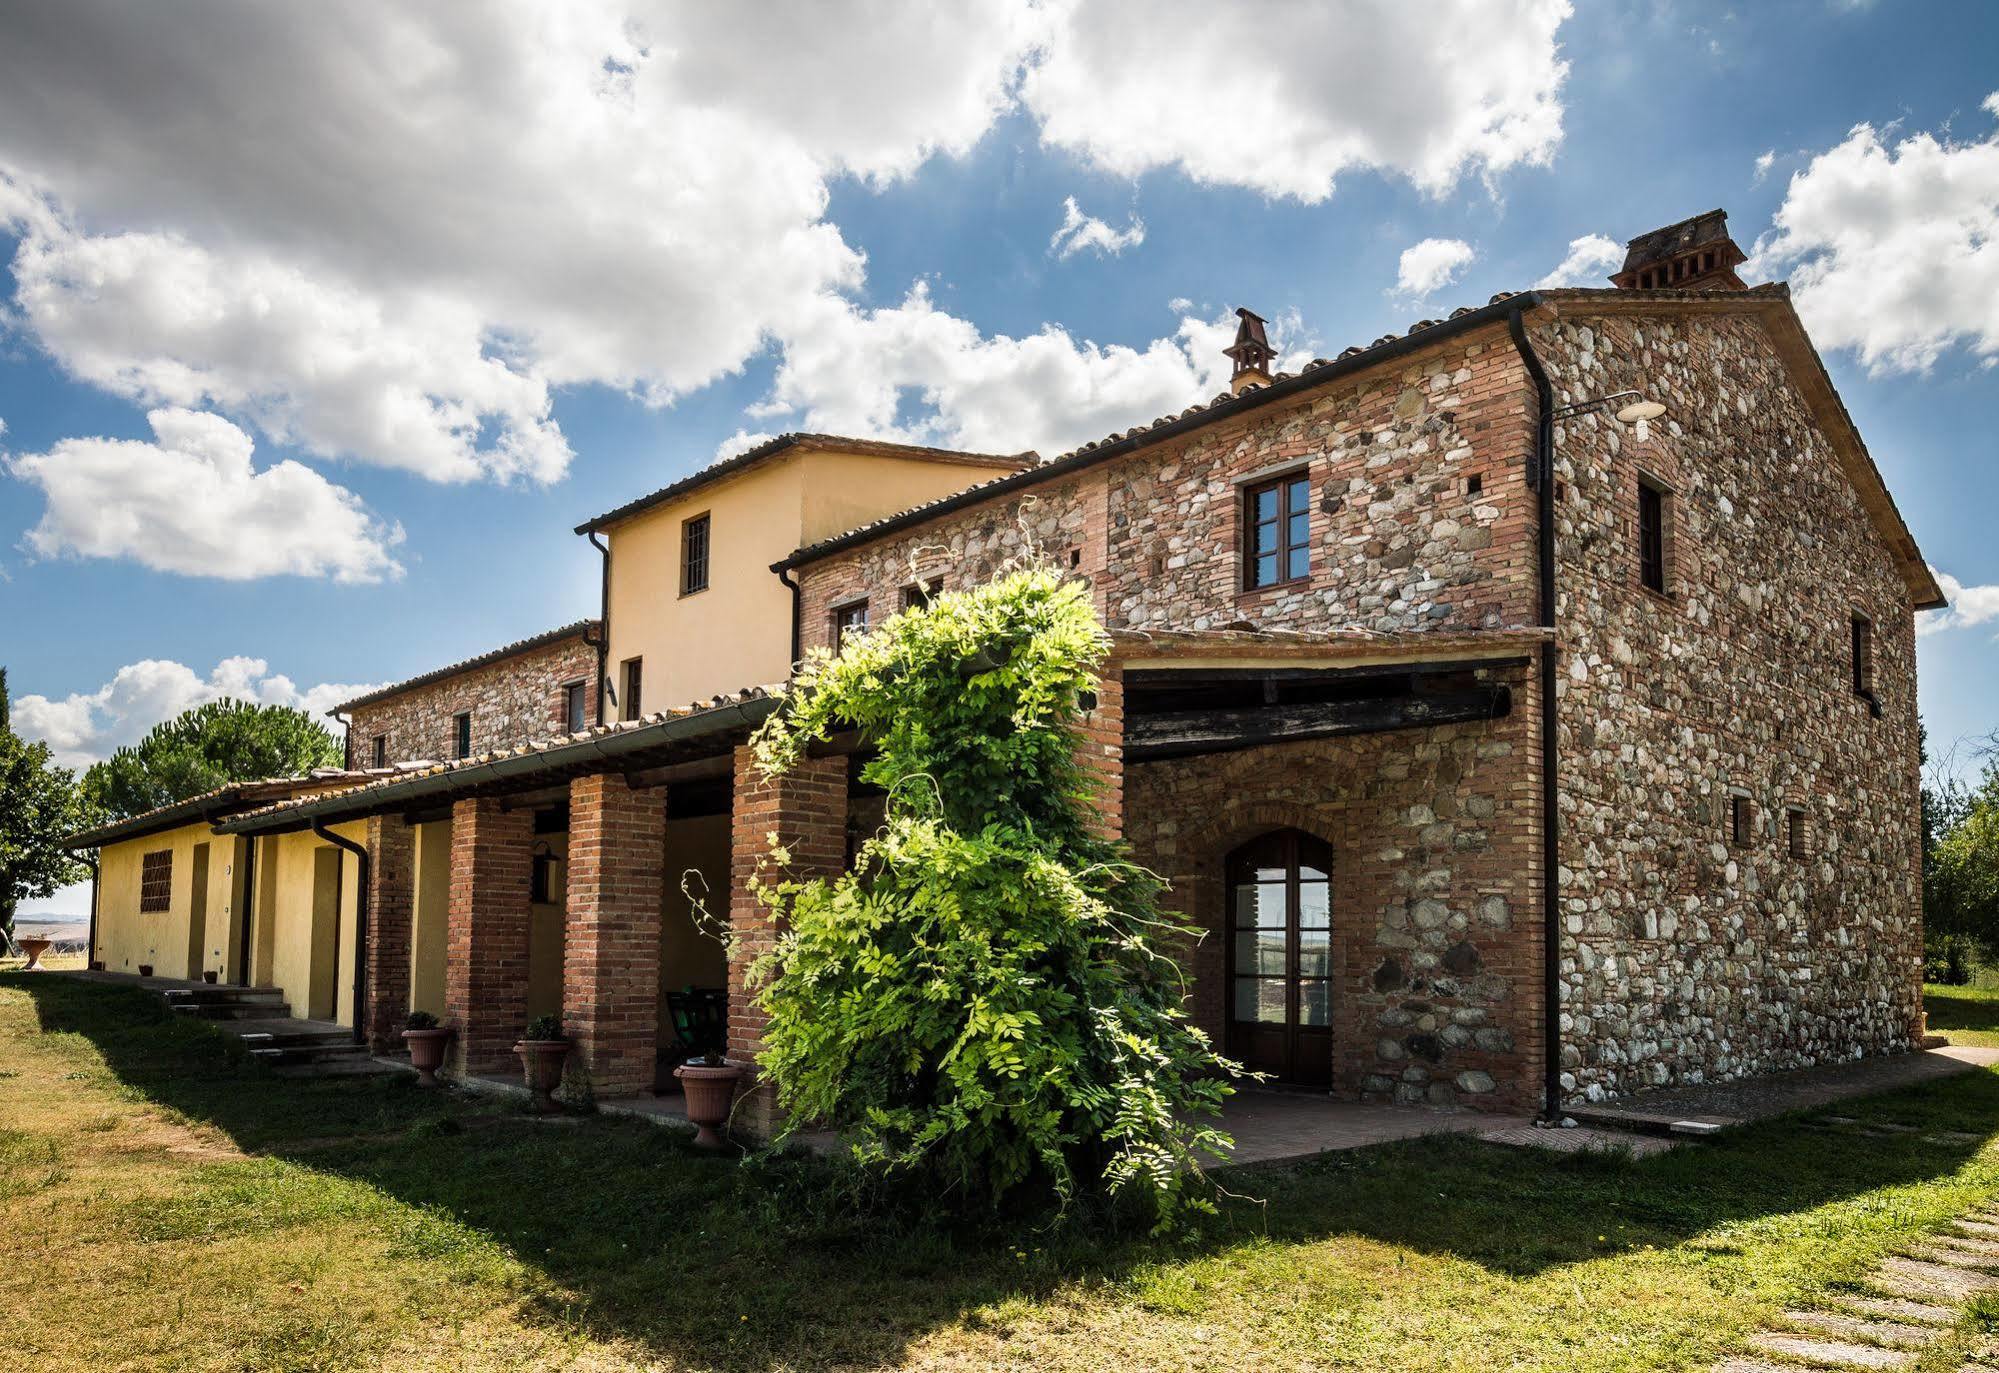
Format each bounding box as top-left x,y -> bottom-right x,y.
1779,1310 -> 1936,1348
1746,1333 -> 1918,1369
1836,1294 -> 1960,1326
1910,1241 -> 1999,1271
1875,1255 -> 1999,1302
1214,1091 -> 1527,1167
1478,1123 -> 1680,1156
1569,1047 -> 1999,1133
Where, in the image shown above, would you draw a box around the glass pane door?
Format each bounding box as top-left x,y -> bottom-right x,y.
1225,830 -> 1334,1087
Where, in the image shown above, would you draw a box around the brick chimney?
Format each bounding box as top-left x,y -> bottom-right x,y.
1225,307 -> 1276,394
1611,209 -> 1748,291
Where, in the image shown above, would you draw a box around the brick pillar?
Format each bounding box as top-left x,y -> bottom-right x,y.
1077,664 -> 1125,841
563,772 -> 665,1098
363,814 -> 415,1052
728,745 -> 846,1135
444,797 -> 532,1076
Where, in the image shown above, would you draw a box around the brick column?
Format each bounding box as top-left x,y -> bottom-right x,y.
444,797 -> 532,1076
728,745 -> 846,1135
362,814 -> 415,1052
1077,664 -> 1125,841
563,772 -> 666,1097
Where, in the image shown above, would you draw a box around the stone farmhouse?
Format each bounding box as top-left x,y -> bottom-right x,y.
72,210 -> 1944,1122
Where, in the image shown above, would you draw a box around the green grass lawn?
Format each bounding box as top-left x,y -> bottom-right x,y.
7,975 -> 1999,1372
1928,982 -> 1999,1048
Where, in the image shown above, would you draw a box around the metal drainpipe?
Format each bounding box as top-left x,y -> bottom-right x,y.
330,709 -> 352,770
84,854 -> 101,970
587,532 -> 611,726
776,564 -> 803,670
1507,304 -> 1564,1124
312,819 -> 371,1047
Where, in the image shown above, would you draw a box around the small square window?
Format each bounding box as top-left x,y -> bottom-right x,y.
833,599 -> 869,647
139,850 -> 173,913
681,513 -> 710,595
453,712 -> 473,760
620,658 -> 643,722
1244,471 -> 1312,590
370,734 -> 387,769
1465,473 -> 1483,497
1787,807 -> 1808,860
563,682 -> 587,734
1729,794 -> 1753,848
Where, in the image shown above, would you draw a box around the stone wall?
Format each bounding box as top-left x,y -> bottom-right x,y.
795,323 -> 1541,652
1123,660 -> 1545,1111
346,633 -> 597,766
1535,305 -> 1925,1102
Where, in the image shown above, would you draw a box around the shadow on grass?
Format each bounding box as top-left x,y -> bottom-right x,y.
1929,984 -> 1999,1038
13,970 -> 1999,1371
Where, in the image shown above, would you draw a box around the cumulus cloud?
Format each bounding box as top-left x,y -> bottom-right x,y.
13,655 -> 382,769
1750,96 -> 1999,374
1535,232 -> 1624,287
1919,567 -> 1999,638
1753,149 -> 1777,184
1023,0 -> 1571,202
1049,197 -> 1146,259
1396,238 -> 1478,297
748,284 -> 1312,458
6,408 -> 403,582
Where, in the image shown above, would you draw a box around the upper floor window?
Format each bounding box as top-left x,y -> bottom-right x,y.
564,682 -> 587,734
1638,479 -> 1668,595
1729,793 -> 1753,849
620,657 -> 643,722
681,513 -> 710,595
833,599 -> 870,647
901,582 -> 934,612
1787,806 -> 1808,860
453,712 -> 473,760
139,850 -> 173,913
370,734 -> 387,769
1851,614 -> 1875,698
1244,472 -> 1311,590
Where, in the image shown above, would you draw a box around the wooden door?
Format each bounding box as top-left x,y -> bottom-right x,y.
1225,830 -> 1333,1087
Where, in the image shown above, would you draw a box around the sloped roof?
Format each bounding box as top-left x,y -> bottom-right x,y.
65,772 -> 377,850
574,432 -> 1036,535
330,619 -> 600,715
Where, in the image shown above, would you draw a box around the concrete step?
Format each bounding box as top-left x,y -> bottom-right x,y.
163,984 -> 286,1005
172,1000 -> 293,1021
247,1040 -> 369,1066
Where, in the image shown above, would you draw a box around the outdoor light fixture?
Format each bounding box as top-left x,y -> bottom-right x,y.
1550,389 -> 1669,425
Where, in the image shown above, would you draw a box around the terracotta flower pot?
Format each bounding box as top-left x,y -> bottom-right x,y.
403,1027 -> 454,1087
673,1062 -> 745,1150
137,963 -> 154,978
515,1038 -> 571,1112
16,937 -> 52,972
202,970 -> 219,984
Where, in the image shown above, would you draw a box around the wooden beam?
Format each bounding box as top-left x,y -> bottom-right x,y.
1124,687 -> 1511,761
1122,656 -> 1529,690
497,785 -> 574,812
623,754 -> 734,790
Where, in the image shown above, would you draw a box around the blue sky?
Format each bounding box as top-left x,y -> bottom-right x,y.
4,0 -> 1998,868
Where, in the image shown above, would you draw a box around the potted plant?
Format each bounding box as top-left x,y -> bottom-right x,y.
402,1009 -> 453,1088
15,936 -> 53,971
137,962 -> 154,978
202,969 -> 219,984
673,1052 -> 744,1150
515,1013 -> 570,1112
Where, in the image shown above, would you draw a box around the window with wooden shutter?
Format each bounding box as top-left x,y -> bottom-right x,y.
139,851 -> 173,913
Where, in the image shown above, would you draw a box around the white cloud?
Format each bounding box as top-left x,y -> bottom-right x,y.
1749,96 -> 1999,374
1753,149 -> 1776,184
13,655 -> 381,770
1022,0 -> 1571,202
1919,567 -> 1999,638
0,3 -> 1042,481
1535,232 -> 1624,288
749,284 -> 1312,458
6,408 -> 403,582
1396,238 -> 1477,297
1049,197 -> 1145,260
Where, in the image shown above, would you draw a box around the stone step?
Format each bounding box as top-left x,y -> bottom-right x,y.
1833,1294 -> 1958,1327
163,985 -> 287,1006
1874,1255 -> 1999,1303
1777,1309 -> 1938,1349
1745,1331 -> 1917,1369
172,1000 -> 293,1021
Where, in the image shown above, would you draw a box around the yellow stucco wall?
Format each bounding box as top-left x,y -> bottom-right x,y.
657,813 -> 730,1056
249,824 -> 365,1025
409,819 -> 452,1017
95,824 -> 247,980
603,447 -> 1017,708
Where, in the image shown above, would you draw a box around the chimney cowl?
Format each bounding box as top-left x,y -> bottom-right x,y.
1225,307 -> 1276,394
1611,208 -> 1748,291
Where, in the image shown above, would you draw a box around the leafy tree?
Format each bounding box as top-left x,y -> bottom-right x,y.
0,668 -> 96,950
746,567 -> 1238,1231
82,699 -> 342,822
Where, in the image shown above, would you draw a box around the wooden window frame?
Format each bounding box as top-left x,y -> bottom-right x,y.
620,657 -> 643,722
679,512 -> 711,596
453,712 -> 472,760
1850,612 -> 1882,719
370,734 -> 387,769
900,581 -> 934,612
139,850 -> 173,914
1786,806 -> 1808,860
1729,792 -> 1753,849
1242,469 -> 1313,592
1637,477 -> 1669,596
563,681 -> 587,734
831,597 -> 870,648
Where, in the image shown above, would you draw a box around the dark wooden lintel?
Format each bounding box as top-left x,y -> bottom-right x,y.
1124,686 -> 1511,761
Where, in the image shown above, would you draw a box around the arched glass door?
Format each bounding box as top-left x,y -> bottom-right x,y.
1225,830 -> 1333,1087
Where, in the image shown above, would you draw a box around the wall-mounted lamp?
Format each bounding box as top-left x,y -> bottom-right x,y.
1551,389 -> 1669,425
530,842 -> 562,904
